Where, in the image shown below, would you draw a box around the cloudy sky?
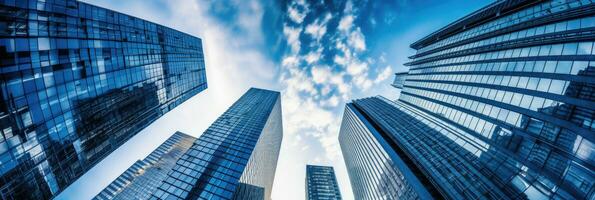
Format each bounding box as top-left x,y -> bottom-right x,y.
57,0 -> 492,199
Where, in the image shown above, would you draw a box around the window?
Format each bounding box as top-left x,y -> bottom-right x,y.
37,38 -> 50,51
15,38 -> 29,52
556,61 -> 572,74
550,44 -> 563,55
580,16 -> 595,28
544,61 -> 557,73
562,43 -> 578,55
577,42 -> 593,55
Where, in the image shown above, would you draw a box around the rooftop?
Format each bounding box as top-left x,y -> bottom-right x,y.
410,0 -> 540,50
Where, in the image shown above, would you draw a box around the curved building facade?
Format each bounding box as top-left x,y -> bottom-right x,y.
401,0 -> 594,199
341,0 -> 594,199
339,102 -> 434,200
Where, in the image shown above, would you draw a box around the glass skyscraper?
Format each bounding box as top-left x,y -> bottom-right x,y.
0,0 -> 207,199
94,131 -> 196,200
149,88 -> 283,200
339,100 -> 434,200
341,0 -> 594,199
305,165 -> 342,200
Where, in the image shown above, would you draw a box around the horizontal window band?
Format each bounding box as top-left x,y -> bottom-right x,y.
400,91 -> 594,171
411,4 -> 595,58
398,96 -> 593,200
402,86 -> 595,143
406,28 -> 595,66
409,55 -> 595,71
405,79 -> 595,108
408,70 -> 595,85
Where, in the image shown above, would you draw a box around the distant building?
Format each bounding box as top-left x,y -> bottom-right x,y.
343,0 -> 595,199
94,132 -> 196,200
305,165 -> 342,200
150,88 -> 283,200
0,0 -> 206,199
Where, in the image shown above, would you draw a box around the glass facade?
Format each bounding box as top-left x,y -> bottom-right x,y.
94,132 -> 196,200
0,0 -> 207,199
391,72 -> 408,89
339,102 -> 434,200
149,88 -> 283,200
305,165 -> 342,200
341,0 -> 594,199
402,0 -> 594,199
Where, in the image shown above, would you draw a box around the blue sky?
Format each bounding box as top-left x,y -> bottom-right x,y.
57,0 -> 493,199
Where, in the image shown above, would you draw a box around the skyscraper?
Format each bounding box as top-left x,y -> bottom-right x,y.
305,165 -> 342,200
0,1 -> 207,199
339,100 -> 434,200
149,88 -> 283,200
94,132 -> 196,200
341,0 -> 594,199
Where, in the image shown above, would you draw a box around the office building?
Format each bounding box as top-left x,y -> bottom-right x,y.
305,165 -> 342,200
340,0 -> 595,199
0,1 -> 207,199
149,88 -> 283,200
339,100 -> 434,200
94,132 -> 196,200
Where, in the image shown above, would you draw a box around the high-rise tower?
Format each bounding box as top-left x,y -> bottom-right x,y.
305,165 -> 342,200
0,1 -> 207,199
150,88 -> 283,200
339,99 -> 434,200
340,0 -> 594,199
94,132 -> 196,200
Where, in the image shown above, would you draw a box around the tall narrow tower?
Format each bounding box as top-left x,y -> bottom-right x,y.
150,88 -> 283,200
305,165 -> 342,200
94,132 -> 196,200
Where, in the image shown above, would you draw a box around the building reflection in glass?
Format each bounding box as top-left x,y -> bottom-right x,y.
150,88 -> 282,200
94,131 -> 196,200
0,1 -> 207,199
341,0 -> 595,199
339,103 -> 433,200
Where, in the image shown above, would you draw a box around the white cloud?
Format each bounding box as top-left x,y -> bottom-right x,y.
324,95 -> 340,107
333,55 -> 347,66
301,145 -> 309,151
235,1 -> 265,43
375,65 -> 393,84
354,75 -> 373,90
305,23 -> 327,41
287,0 -> 309,24
283,24 -> 302,53
305,13 -> 332,41
332,76 -> 350,94
347,28 -> 366,51
283,68 -> 317,95
321,85 -> 332,96
346,61 -> 367,76
344,0 -> 354,14
305,50 -> 322,64
288,6 -> 305,24
338,15 -> 354,31
311,66 -> 332,84
282,55 -> 299,67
